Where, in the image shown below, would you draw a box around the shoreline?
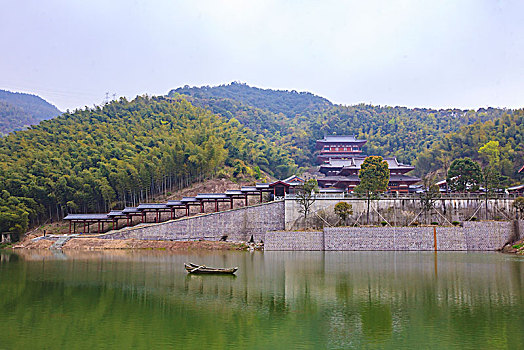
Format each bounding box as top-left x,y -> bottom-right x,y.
8,237 -> 248,251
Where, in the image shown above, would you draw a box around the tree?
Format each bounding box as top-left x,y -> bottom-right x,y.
354,156 -> 390,225
296,179 -> 319,227
420,175 -> 441,224
447,158 -> 482,192
334,202 -> 353,226
514,197 -> 524,220
478,141 -> 506,219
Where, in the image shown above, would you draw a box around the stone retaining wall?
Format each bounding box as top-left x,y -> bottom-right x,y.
265,220 -> 522,251
264,231 -> 323,251
98,201 -> 284,242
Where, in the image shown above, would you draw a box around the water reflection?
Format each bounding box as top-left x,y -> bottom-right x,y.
1,250 -> 523,349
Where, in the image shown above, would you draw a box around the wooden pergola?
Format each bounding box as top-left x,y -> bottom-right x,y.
122,207 -> 142,226
225,189 -> 247,207
240,186 -> 263,206
64,213 -> 115,234
181,197 -> 201,216
166,200 -> 187,219
255,183 -> 273,201
195,193 -> 231,212
136,203 -> 171,223
107,210 -> 128,230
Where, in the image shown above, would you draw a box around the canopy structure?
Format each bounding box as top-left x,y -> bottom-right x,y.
137,203 -> 171,223
107,210 -> 128,230
61,175 -> 298,234
121,207 -> 141,226
195,193 -> 231,212
240,186 -> 263,206
181,197 -> 200,216
63,213 -> 114,234
167,200 -> 186,219
225,189 -> 247,207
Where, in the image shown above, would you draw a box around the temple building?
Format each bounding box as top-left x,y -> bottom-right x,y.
315,135 -> 420,193
315,135 -> 367,163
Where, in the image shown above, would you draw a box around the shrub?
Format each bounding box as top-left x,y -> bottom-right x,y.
380,221 -> 388,226
452,221 -> 460,226
411,221 -> 419,226
430,222 -> 438,225
470,216 -> 478,221
334,202 -> 353,225
217,168 -> 230,179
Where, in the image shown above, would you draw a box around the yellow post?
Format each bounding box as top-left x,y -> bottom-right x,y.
433,226 -> 437,251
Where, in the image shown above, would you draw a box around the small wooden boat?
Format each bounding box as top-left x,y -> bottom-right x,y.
184,262 -> 238,275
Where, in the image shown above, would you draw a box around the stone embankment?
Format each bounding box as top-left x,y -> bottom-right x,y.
265,221 -> 523,251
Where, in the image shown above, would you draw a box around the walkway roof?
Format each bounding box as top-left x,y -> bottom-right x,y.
225,190 -> 244,195
137,203 -> 170,210
181,197 -> 199,203
107,211 -> 126,217
64,214 -> 111,221
195,193 -> 229,200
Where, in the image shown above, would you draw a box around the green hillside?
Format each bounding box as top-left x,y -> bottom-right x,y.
0,89 -> 61,134
415,110 -> 524,180
0,96 -> 296,235
1,83 -> 522,237
173,83 -> 514,169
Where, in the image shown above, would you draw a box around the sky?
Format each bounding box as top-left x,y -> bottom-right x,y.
1,0 -> 523,111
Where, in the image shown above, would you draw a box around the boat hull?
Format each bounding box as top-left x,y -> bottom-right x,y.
184,263 -> 238,275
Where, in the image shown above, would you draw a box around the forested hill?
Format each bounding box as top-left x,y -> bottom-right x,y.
0,96 -> 296,235
0,89 -> 61,135
415,110 -> 524,180
170,82 -> 332,117
170,83 -> 515,172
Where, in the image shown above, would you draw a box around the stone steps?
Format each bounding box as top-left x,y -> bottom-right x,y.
50,234 -> 78,249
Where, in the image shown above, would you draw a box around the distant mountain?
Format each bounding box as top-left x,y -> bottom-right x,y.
170,82 -> 332,117
0,89 -> 61,134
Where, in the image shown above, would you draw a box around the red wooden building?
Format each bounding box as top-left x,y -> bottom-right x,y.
316,136 -> 420,193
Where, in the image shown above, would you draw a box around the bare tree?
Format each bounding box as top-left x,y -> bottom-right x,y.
296,179 -> 319,228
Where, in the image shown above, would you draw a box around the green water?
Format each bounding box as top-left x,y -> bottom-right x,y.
0,250 -> 523,349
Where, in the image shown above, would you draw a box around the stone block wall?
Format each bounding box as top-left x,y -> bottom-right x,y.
462,221 -> 512,250
264,231 -> 323,250
99,201 -> 284,242
265,221 -> 519,251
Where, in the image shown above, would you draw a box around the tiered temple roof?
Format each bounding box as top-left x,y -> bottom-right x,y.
315,136 -> 420,193
315,135 -> 367,162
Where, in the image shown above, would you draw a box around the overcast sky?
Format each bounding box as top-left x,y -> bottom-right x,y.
1,0 -> 523,111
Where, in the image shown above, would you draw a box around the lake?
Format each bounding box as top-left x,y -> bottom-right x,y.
1,250 -> 523,349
